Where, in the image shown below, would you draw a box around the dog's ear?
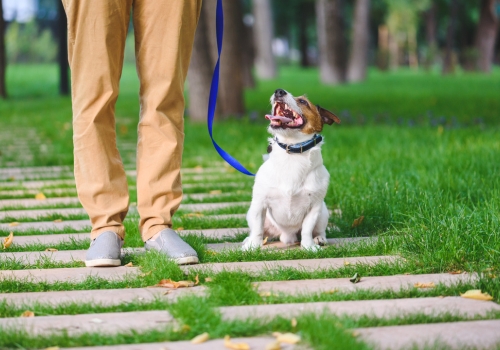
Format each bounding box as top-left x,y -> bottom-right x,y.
316,105 -> 341,125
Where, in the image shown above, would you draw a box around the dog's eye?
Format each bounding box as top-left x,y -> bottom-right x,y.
298,99 -> 308,105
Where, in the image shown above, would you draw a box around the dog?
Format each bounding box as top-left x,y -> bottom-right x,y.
242,88 -> 341,252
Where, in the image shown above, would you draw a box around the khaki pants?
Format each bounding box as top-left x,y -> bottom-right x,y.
62,0 -> 202,241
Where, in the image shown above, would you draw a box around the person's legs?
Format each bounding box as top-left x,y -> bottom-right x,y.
63,0 -> 133,266
132,0 -> 202,239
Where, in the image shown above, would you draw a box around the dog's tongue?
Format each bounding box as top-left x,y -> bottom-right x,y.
265,114 -> 293,123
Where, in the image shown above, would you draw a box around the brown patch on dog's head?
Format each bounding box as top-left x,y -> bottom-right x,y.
295,96 -> 341,134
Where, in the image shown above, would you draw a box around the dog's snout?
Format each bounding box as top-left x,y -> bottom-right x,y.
274,89 -> 287,98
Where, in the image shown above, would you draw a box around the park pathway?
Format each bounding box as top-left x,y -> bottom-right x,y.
0,163 -> 499,349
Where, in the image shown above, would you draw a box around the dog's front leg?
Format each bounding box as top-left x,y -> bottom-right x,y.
300,203 -> 323,252
242,203 -> 266,251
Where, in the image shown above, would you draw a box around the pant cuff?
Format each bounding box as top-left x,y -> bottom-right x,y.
142,224 -> 171,242
91,226 -> 125,240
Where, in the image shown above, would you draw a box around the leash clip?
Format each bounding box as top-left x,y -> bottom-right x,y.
286,144 -> 290,154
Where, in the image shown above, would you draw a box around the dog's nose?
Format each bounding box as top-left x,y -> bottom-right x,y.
274,89 -> 287,98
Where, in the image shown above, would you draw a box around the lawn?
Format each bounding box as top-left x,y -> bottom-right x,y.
0,64 -> 499,348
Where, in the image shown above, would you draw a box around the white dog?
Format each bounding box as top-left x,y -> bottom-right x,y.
242,89 -> 341,251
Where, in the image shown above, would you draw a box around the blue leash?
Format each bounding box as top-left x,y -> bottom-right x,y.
207,0 -> 255,176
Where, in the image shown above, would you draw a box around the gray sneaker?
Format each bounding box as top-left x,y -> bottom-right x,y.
144,228 -> 199,265
85,231 -> 123,267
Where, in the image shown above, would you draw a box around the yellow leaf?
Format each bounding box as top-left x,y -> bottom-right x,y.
185,212 -> 204,218
44,347 -> 60,350
195,274 -> 199,285
265,340 -> 281,350
351,216 -> 364,228
322,289 -> 338,294
210,190 -> 222,195
262,236 -> 268,245
460,289 -> 493,301
414,282 -> 436,289
124,262 -> 133,267
291,317 -> 297,328
191,332 -> 209,344
205,277 -> 213,282
259,291 -> 272,297
449,270 -> 462,275
224,335 -> 250,350
2,232 -> 14,249
153,279 -> 195,289
53,219 -> 63,223
176,227 -> 184,231
45,248 -> 58,252
35,192 -> 46,200
344,260 -> 351,266
8,222 -> 19,227
20,310 -> 35,317
275,333 -> 301,344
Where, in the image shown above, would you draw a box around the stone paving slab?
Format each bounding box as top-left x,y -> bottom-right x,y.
66,337 -> 298,350
0,266 -> 139,283
0,179 -> 75,189
183,256 -> 397,274
0,287 -> 206,307
255,273 -> 478,294
180,201 -> 249,212
0,196 -> 81,209
0,310 -> 174,336
0,248 -> 143,264
0,219 -> 91,232
126,167 -> 228,177
0,188 -> 77,197
0,172 -> 74,181
9,228 -> 248,247
357,319 -> 500,350
220,297 -> 500,321
0,166 -> 72,175
184,191 -> 251,200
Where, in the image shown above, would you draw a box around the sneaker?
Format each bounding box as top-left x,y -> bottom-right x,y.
85,231 -> 123,267
144,228 -> 199,265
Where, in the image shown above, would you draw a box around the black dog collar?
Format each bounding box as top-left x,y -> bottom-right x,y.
273,134 -> 323,154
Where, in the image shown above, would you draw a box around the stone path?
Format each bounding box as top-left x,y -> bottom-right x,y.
0,165 -> 498,350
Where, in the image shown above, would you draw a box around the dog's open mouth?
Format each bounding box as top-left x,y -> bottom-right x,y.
265,102 -> 304,128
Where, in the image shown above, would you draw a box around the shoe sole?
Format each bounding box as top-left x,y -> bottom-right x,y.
175,256 -> 199,265
85,258 -> 121,267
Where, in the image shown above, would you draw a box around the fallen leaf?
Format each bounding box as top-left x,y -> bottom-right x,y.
154,279 -> 195,289
139,271 -> 152,277
449,270 -> 462,275
185,212 -> 204,218
53,219 -> 63,223
265,340 -> 281,350
3,232 -> 14,249
350,273 -> 361,284
194,165 -> 203,172
262,236 -> 268,245
275,332 -> 301,344
205,277 -> 213,282
20,310 -> 34,317
291,317 -> 297,328
322,289 -> 337,294
414,282 -> 436,289
352,331 -> 360,337
210,190 -> 222,195
8,222 -> 19,227
460,289 -> 493,301
44,347 -> 60,350
176,227 -> 184,231
259,291 -> 272,297
45,248 -> 58,252
206,250 -> 217,256
35,192 -> 46,200
195,275 -> 199,285
343,261 -> 351,266
191,332 -> 210,344
224,335 -> 250,350
352,216 -> 364,228
124,262 -> 133,267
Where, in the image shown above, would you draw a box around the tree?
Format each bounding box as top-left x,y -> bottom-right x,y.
474,0 -> 498,72
347,0 -> 371,82
58,1 -> 69,95
442,0 -> 458,74
316,0 -> 347,84
187,1 -> 215,122
204,0 -> 245,117
0,0 -> 7,99
423,1 -> 437,69
252,0 -> 277,79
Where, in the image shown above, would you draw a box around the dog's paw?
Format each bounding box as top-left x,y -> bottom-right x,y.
314,236 -> 328,246
301,242 -> 321,252
242,236 -> 263,251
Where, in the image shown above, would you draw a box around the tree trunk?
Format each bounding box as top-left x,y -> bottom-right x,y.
298,1 -> 313,67
347,0 -> 370,82
474,0 -> 498,72
316,0 -> 347,84
442,0 -> 458,75
424,2 -> 438,69
58,1 -> 69,96
187,1 -> 215,122
253,0 -> 277,79
204,0 -> 245,117
0,0 -> 7,99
